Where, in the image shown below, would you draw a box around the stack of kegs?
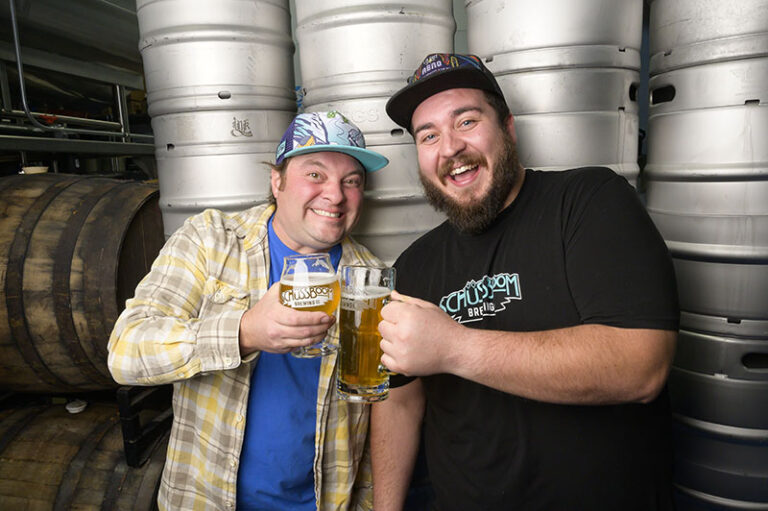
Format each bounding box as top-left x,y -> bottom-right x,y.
465,0 -> 643,185
644,0 -> 768,508
294,0 -> 454,263
136,0 -> 297,237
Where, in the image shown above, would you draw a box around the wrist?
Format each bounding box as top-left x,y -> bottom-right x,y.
237,310 -> 259,356
445,324 -> 478,379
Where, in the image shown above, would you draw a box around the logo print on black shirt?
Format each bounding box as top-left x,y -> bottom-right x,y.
439,273 -> 522,324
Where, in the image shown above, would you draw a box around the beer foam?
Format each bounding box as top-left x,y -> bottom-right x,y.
364,286 -> 392,299
280,272 -> 337,287
342,286 -> 392,301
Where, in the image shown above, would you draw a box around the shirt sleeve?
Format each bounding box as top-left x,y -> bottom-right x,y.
107,221 -> 245,386
562,170 -> 680,330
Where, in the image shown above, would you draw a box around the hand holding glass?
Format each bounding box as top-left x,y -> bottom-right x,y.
337,265 -> 395,403
279,253 -> 340,358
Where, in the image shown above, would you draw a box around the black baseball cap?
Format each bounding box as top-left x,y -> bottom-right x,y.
386,53 -> 505,130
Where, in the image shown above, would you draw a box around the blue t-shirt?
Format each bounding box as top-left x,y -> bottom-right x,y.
236,216 -> 341,510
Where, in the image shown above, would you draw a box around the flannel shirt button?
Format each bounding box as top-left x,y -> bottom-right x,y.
230,458 -> 237,467
225,500 -> 233,508
236,414 -> 243,423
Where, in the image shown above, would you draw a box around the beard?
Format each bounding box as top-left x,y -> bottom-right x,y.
419,131 -> 521,235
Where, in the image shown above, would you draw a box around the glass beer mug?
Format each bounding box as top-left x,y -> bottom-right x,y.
279,253 -> 340,358
337,265 -> 395,402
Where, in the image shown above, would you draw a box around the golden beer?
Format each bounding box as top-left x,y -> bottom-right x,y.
337,286 -> 390,402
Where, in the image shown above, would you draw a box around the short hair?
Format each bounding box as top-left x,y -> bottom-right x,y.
266,159 -> 288,205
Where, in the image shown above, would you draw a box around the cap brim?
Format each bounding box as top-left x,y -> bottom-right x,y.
282,145 -> 389,173
386,68 -> 502,130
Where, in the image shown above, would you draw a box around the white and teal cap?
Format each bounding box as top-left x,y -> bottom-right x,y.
275,111 -> 389,172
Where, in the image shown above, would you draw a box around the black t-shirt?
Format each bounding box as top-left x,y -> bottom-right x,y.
392,167 -> 679,511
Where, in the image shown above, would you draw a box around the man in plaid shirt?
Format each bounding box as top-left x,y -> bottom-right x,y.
108,111 -> 389,510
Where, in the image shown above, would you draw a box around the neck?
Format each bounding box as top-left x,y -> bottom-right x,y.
501,165 -> 526,210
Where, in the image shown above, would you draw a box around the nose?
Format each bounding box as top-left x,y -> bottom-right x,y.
439,130 -> 466,159
322,179 -> 345,205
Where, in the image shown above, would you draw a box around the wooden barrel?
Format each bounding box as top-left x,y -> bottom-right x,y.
0,174 -> 164,393
0,400 -> 168,510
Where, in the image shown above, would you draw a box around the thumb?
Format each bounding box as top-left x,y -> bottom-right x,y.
391,290 -> 433,309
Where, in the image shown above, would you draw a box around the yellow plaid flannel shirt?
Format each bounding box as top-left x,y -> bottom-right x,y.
108,204 -> 380,510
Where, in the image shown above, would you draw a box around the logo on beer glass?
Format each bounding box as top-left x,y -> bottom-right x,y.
282,284 -> 334,309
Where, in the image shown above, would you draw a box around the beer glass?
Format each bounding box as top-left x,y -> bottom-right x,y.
280,253 -> 340,358
337,265 -> 395,402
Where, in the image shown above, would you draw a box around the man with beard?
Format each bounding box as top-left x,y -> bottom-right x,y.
370,53 -> 679,510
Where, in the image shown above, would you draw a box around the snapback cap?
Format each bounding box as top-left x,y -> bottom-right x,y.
386,53 -> 505,130
275,111 -> 388,172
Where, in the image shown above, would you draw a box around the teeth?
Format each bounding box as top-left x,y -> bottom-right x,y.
313,208 -> 341,218
450,164 -> 476,176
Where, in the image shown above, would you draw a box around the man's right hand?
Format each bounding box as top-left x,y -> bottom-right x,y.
238,283 -> 335,356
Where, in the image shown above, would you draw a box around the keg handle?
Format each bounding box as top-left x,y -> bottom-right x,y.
742,352 -> 768,373
650,84 -> 676,105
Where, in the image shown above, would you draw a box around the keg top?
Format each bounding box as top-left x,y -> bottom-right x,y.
386,53 -> 505,130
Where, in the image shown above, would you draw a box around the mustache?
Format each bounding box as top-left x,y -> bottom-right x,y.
437,153 -> 487,180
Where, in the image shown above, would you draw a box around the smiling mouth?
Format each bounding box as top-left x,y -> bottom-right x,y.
445,163 -> 480,185
450,164 -> 478,177
312,208 -> 341,218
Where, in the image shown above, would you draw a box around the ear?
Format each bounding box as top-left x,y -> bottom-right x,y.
504,114 -> 517,145
271,167 -> 283,199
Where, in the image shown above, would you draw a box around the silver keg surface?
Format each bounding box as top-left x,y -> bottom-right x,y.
645,0 -> 768,325
669,324 -> 768,507
649,0 -> 768,75
295,0 -> 454,264
137,0 -> 296,237
646,1 -> 768,507
466,0 -> 643,184
296,0 -> 456,106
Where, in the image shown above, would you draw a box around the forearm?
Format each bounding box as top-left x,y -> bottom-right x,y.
450,324 -> 677,405
371,379 -> 426,510
108,300 -> 244,385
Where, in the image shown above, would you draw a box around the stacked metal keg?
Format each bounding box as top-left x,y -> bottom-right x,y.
293,0 -> 454,264
464,0 -> 643,185
136,0 -> 297,237
644,0 -> 768,508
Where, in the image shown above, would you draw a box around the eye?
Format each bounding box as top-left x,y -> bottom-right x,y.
459,118 -> 476,128
418,132 -> 437,145
307,171 -> 321,179
344,175 -> 363,187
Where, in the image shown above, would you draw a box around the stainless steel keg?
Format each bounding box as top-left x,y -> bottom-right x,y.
137,0 -> 296,236
646,1 -> 768,507
645,0 -> 768,325
466,0 -> 643,184
295,0 -> 454,263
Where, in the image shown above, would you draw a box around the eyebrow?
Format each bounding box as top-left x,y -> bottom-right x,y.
345,168 -> 365,178
412,106 -> 484,136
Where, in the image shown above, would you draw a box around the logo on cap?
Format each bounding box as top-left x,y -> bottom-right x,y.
408,54 -> 484,85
